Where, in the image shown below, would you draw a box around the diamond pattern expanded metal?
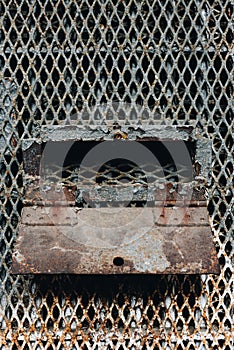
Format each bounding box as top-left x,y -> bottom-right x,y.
0,0 -> 233,349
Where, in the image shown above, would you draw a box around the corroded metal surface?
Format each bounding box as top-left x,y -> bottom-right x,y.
12,207 -> 219,274
13,123 -> 219,274
24,182 -> 208,206
22,125 -> 211,182
0,0 -> 233,348
13,124 -> 219,274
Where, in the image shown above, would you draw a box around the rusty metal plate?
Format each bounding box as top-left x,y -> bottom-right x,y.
12,125 -> 220,274
12,206 -> 219,274
0,0 -> 232,347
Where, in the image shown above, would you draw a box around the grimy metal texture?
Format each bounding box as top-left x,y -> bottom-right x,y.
12,207 -> 219,274
0,0 -> 233,349
12,125 -> 220,274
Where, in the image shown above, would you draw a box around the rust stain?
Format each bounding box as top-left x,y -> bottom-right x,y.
11,126 -> 220,275
114,131 -> 128,139
11,207 -> 220,274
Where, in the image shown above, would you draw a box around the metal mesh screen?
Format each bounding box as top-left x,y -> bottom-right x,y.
0,0 -> 233,348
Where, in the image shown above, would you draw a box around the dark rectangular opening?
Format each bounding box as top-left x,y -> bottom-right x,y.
24,140 -> 199,207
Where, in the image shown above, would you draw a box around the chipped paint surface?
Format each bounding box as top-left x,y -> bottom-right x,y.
40,125 -> 194,142
195,138 -> 212,184
12,124 -> 220,274
123,233 -> 170,273
12,207 -> 219,274
1,0 -> 232,348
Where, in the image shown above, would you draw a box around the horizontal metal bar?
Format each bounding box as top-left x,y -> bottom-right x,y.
23,181 -> 207,206
21,206 -> 210,227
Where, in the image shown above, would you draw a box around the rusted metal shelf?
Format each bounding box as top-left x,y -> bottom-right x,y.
12,126 -> 219,274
